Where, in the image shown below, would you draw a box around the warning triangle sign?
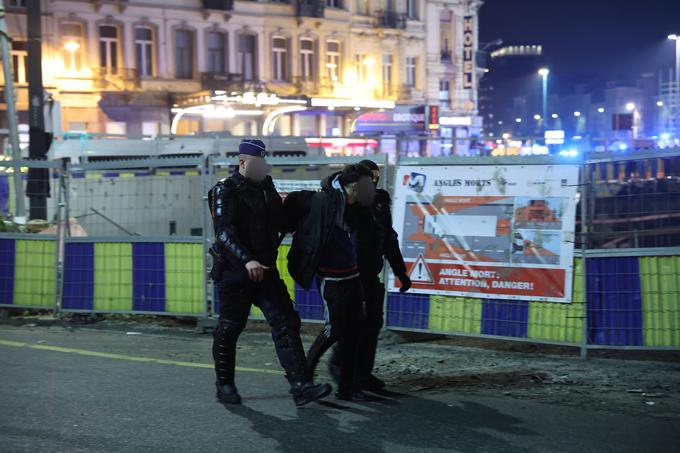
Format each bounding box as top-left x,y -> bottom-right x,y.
408,254 -> 434,283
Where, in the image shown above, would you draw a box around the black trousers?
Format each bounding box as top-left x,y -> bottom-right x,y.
356,274 -> 385,380
306,276 -> 364,392
329,274 -> 385,382
212,270 -> 307,386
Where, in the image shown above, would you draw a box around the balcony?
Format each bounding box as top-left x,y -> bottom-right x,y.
201,72 -> 269,94
92,68 -> 139,91
201,72 -> 242,91
202,0 -> 234,11
441,50 -> 452,63
296,0 -> 325,18
377,11 -> 406,29
293,76 -> 320,96
380,85 -> 397,98
399,84 -> 417,101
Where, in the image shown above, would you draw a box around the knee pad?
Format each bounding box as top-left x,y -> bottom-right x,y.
213,318 -> 245,341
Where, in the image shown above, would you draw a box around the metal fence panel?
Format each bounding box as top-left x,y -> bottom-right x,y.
1,139 -> 678,352
60,237 -> 204,316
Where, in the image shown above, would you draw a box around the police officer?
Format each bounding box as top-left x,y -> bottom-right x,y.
208,139 -> 332,406
329,159 -> 412,392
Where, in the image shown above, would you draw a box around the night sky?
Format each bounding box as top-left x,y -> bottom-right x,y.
480,0 -> 680,92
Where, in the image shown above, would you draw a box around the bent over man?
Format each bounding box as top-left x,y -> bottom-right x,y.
284,164 -> 376,401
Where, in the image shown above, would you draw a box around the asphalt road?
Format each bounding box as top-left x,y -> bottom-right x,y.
0,325 -> 678,453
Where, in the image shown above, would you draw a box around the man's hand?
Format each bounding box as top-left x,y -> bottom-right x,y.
397,274 -> 412,293
245,260 -> 270,282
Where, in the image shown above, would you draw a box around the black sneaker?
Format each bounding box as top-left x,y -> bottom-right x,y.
215,382 -> 242,405
359,374 -> 386,392
290,382 -> 333,407
336,388 -> 369,402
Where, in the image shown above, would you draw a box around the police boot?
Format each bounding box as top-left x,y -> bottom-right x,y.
215,382 -> 242,405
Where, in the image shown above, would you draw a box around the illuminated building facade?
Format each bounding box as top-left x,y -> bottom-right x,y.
1,0 -> 480,142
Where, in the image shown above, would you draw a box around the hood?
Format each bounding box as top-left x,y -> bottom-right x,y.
320,171 -> 343,193
319,171 -> 348,229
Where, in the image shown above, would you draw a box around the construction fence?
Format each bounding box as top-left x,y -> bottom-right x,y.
0,143 -> 678,356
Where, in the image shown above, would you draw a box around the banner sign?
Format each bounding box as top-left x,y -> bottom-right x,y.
390,165 -> 579,303
463,15 -> 474,89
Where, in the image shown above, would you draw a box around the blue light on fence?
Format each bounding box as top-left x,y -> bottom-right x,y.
558,149 -> 579,157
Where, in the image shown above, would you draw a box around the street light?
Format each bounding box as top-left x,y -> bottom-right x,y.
551,113 -> 558,119
533,114 -> 541,120
538,68 -> 549,130
64,40 -> 80,52
597,107 -> 605,113
573,111 -> 581,117
64,40 -> 81,72
625,103 -> 640,137
657,100 -> 664,107
515,117 -> 522,123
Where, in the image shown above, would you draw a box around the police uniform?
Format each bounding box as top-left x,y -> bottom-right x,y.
208,139 -> 331,406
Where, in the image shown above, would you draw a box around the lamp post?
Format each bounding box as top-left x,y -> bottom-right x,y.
668,34 -> 679,137
626,102 -> 639,138
538,68 -> 549,131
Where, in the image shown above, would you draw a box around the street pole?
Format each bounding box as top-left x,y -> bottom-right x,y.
669,35 -> 680,138
538,68 -> 549,131
0,5 -> 26,218
27,0 -> 49,221
542,75 -> 548,129
675,38 -> 680,138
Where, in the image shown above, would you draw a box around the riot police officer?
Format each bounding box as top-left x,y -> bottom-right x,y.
208,139 -> 332,406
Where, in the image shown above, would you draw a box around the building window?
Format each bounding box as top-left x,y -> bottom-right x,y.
356,0 -> 369,15
68,122 -> 88,132
8,0 -> 27,7
406,0 -> 418,19
272,36 -> 288,82
105,121 -> 127,135
300,38 -> 315,81
10,41 -> 28,84
406,56 -> 417,87
62,22 -> 84,72
99,25 -> 119,74
439,79 -> 450,106
207,31 -> 227,74
326,0 -> 342,8
382,53 -> 393,89
238,34 -> 257,81
326,40 -> 340,82
175,30 -> 194,79
355,54 -> 369,85
135,27 -> 154,77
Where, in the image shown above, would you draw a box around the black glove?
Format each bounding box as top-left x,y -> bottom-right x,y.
397,274 -> 412,293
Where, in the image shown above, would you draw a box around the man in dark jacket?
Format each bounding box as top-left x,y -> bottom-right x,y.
208,139 -> 331,407
283,164 -> 376,401
352,159 -> 411,391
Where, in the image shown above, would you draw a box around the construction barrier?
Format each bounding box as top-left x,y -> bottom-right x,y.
0,145 -> 678,353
